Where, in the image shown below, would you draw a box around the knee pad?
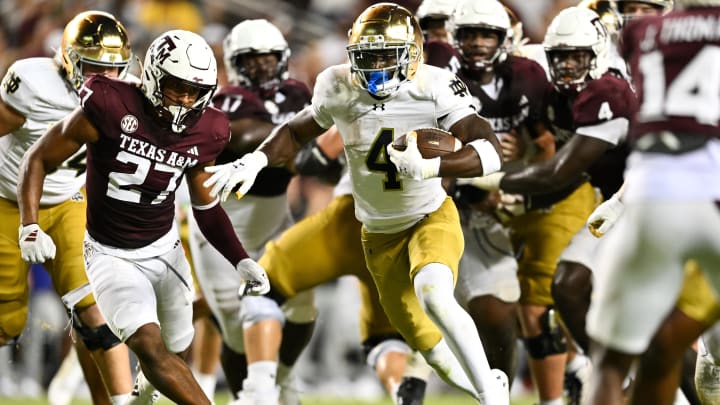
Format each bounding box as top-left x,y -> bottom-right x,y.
165,327 -> 195,354
524,308 -> 567,359
281,290 -> 317,324
71,312 -> 121,351
240,296 -> 285,326
363,335 -> 409,368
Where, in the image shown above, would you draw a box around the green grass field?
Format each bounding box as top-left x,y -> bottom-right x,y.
0,393 -> 538,404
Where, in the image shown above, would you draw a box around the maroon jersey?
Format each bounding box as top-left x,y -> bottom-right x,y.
547,72 -> 636,197
621,8 -> 720,142
212,79 -> 311,196
425,40 -> 463,74
426,41 -> 551,138
80,75 -> 230,249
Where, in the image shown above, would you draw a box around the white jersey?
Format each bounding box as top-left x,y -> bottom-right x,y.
0,57 -> 85,205
311,63 -> 477,233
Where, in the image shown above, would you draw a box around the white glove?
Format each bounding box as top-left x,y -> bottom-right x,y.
587,194 -> 624,238
455,172 -> 505,191
18,224 -> 56,263
494,192 -> 525,223
204,151 -> 268,202
236,258 -> 271,296
386,132 -> 440,180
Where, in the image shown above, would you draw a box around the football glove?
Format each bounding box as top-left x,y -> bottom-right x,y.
386,132 -> 440,180
455,172 -> 505,191
18,224 -> 56,263
494,192 -> 526,223
236,258 -> 270,296
587,194 -> 624,238
204,151 -> 268,202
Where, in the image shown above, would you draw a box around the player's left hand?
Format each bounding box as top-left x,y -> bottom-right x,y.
494,192 -> 525,223
587,194 -> 624,238
236,258 -> 271,296
500,130 -> 525,162
386,132 -> 440,180
18,224 -> 56,263
455,172 -> 505,191
204,151 -> 268,202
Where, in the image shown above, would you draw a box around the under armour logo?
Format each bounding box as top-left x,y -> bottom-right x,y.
373,103 -> 385,111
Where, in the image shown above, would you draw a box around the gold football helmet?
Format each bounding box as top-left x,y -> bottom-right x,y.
347,3 -> 423,98
577,0 -> 622,38
60,10 -> 132,90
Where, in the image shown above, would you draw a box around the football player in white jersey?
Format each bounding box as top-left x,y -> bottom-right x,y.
0,10 -> 133,405
204,3 -> 511,404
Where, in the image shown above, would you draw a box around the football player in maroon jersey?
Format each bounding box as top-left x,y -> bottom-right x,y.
458,6 -> 636,403
583,0 -> 720,403
430,2 -> 593,404
16,30 -> 269,405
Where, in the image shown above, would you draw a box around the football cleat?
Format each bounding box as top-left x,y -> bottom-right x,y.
127,366 -> 160,405
396,376 -> 427,405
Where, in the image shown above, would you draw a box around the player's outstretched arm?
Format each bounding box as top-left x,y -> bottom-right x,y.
188,164 -> 269,295
458,134 -> 611,193
204,106 -> 327,201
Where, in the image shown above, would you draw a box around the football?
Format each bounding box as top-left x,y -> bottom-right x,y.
392,128 -> 463,159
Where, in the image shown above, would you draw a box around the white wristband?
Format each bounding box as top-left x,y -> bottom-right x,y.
467,139 -> 502,175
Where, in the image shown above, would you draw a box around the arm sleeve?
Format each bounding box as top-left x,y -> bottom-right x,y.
192,200 -> 248,266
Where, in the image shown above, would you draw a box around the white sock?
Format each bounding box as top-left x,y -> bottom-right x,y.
566,353 -> 590,374
404,351 -> 433,381
193,371 -> 216,400
241,361 -> 277,395
414,264 -> 496,400
422,339 -> 477,396
110,393 -> 130,405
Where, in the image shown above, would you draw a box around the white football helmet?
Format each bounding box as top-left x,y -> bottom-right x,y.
543,7 -> 610,94
59,11 -> 132,90
141,30 -> 217,133
416,0 -> 458,40
451,0 -> 511,72
223,19 -> 290,92
615,0 -> 672,23
416,0 -> 458,21
347,3 -> 423,98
